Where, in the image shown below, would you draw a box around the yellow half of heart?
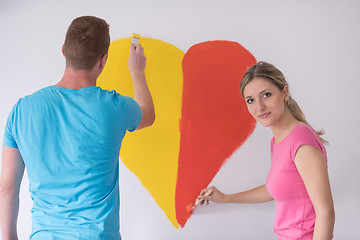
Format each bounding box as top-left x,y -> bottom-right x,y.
97,37 -> 185,228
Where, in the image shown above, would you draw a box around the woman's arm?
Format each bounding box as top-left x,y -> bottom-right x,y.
199,185 -> 273,204
295,145 -> 335,240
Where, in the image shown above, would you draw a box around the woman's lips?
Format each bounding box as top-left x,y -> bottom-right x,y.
258,112 -> 271,119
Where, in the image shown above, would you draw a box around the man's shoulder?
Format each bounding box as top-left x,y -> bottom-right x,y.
17,86 -> 52,104
97,87 -> 137,104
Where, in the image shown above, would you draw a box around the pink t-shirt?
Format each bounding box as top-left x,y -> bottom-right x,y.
266,124 -> 327,240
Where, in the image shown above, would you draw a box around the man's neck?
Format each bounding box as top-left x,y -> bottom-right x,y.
56,67 -> 98,89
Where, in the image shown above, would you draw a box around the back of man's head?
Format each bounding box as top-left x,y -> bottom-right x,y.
64,16 -> 110,70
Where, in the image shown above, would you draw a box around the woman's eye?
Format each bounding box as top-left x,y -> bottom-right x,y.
246,99 -> 254,104
264,92 -> 271,98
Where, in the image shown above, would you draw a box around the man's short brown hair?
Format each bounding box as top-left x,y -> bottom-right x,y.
63,16 -> 110,70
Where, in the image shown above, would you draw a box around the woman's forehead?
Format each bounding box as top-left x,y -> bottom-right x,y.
244,77 -> 277,95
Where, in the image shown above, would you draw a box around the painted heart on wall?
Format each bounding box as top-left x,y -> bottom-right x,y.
176,41 -> 257,227
97,37 -> 256,228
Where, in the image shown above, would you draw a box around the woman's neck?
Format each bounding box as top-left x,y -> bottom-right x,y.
270,109 -> 302,144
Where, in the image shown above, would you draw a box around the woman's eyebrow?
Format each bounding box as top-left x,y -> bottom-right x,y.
245,88 -> 271,99
259,89 -> 271,94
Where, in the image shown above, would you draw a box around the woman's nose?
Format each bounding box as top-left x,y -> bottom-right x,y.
256,99 -> 266,111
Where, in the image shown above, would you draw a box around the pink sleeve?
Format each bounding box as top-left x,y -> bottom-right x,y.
289,125 -> 326,162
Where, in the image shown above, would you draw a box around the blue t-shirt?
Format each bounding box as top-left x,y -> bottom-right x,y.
3,86 -> 142,240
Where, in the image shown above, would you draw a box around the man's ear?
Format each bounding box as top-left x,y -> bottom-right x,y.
100,53 -> 108,69
62,45 -> 65,57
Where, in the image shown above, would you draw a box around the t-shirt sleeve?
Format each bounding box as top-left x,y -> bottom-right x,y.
122,96 -> 142,132
3,102 -> 19,148
290,125 -> 324,161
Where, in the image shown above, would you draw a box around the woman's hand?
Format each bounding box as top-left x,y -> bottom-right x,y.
198,186 -> 228,204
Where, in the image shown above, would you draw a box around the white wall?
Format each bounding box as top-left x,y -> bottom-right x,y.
1,0 -> 359,239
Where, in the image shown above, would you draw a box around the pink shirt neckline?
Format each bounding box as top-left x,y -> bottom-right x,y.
273,123 -> 310,146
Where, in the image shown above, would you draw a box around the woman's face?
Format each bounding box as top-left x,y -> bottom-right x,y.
243,77 -> 288,127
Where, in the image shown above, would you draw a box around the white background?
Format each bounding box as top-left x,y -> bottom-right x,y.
1,0 -> 359,239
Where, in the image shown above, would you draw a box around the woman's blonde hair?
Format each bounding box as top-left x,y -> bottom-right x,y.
240,61 -> 327,144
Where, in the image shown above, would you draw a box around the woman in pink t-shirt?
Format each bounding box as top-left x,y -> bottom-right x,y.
199,62 -> 335,239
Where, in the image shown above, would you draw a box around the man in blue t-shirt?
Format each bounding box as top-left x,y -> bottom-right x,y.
0,16 -> 155,239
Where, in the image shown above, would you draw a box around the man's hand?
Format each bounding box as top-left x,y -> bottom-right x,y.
129,43 -> 146,77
